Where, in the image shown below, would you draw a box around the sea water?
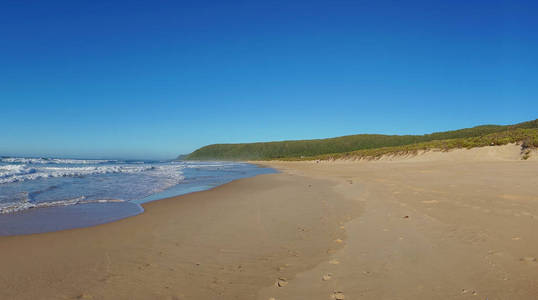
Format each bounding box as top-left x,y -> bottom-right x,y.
0,157 -> 275,235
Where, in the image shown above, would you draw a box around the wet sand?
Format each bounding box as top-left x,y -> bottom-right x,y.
1,146 -> 537,299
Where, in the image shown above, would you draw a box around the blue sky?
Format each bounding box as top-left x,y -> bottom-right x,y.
1,0 -> 537,159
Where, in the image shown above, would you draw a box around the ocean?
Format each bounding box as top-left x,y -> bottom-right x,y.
0,157 -> 275,235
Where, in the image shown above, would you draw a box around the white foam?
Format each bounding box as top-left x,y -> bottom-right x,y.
0,164 -> 159,184
0,160 -> 197,215
0,157 -> 117,164
179,161 -> 242,168
144,165 -> 186,190
0,196 -> 126,214
0,164 -> 37,179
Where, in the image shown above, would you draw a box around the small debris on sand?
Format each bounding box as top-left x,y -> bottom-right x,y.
322,273 -> 332,281
402,215 -> 409,219
334,238 -> 343,243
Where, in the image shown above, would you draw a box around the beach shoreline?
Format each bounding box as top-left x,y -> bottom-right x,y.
0,161 -> 275,236
0,169 -> 360,300
1,147 -> 537,299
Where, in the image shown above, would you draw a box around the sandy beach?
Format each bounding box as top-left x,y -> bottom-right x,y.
4,1 -> 536,298
1,145 -> 537,299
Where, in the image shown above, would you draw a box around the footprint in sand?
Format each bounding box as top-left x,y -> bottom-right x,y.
329,259 -> 340,265
332,291 -> 345,299
276,278 -> 288,287
421,200 -> 439,204
520,257 -> 537,264
277,263 -> 291,271
297,226 -> 309,232
461,289 -> 479,296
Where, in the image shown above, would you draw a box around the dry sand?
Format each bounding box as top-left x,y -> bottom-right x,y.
1,145 -> 537,299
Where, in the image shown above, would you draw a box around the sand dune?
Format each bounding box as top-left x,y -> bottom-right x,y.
328,143 -> 537,162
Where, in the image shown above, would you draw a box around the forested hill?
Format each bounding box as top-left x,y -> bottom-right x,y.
183,119 -> 538,161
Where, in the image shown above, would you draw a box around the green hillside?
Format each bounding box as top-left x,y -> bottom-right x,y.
184,119 -> 538,161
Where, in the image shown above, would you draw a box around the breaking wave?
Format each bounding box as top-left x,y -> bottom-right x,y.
0,157 -> 118,165
0,164 -> 157,184
0,160 -> 187,214
0,158 -> 265,219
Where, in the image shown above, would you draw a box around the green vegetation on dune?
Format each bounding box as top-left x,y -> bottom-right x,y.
290,128 -> 538,161
184,119 -> 538,161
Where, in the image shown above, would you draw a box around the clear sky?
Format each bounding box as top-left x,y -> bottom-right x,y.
1,0 -> 537,159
